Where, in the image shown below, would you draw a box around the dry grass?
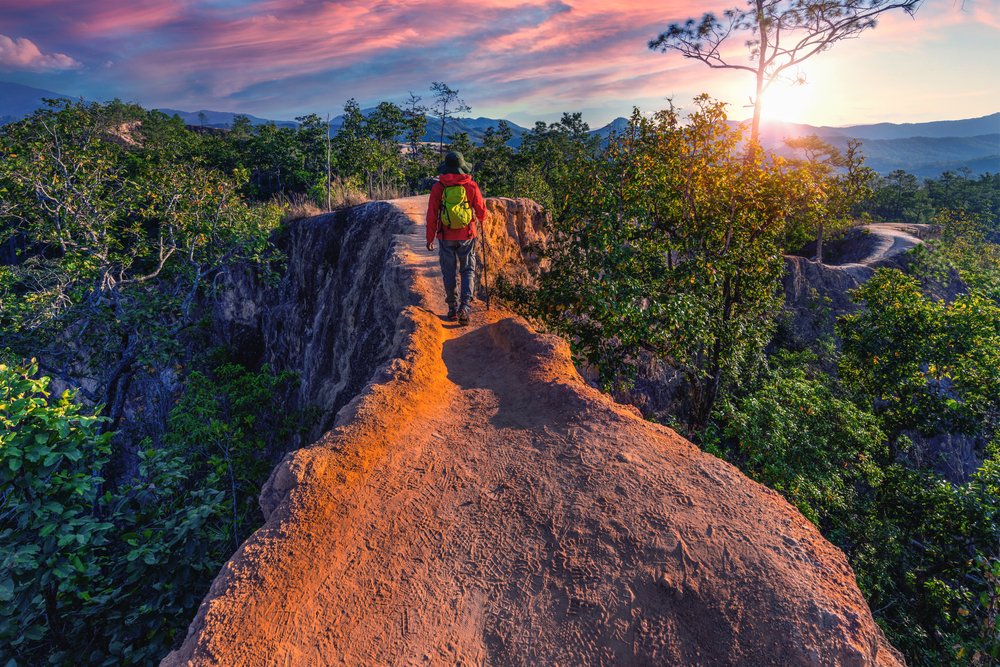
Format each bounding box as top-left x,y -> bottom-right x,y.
277,179 -> 413,223
366,184 -> 408,201
328,177 -> 369,209
277,193 -> 322,224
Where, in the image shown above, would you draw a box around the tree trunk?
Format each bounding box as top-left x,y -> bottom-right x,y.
750,0 -> 768,145
816,222 -> 824,265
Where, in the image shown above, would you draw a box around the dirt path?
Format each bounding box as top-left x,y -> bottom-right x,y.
163,197 -> 902,666
857,223 -> 927,266
816,222 -> 929,280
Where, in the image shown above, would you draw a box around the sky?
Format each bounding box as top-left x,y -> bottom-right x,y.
0,0 -> 998,128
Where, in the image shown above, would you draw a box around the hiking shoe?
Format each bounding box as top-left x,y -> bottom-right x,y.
446,305 -> 458,321
457,305 -> 470,325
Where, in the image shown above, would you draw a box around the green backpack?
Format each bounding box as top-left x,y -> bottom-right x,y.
439,184 -> 475,229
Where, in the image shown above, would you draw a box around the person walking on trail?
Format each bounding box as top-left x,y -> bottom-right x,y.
426,151 -> 487,326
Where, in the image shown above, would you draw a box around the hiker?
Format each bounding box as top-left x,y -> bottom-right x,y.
426,151 -> 487,325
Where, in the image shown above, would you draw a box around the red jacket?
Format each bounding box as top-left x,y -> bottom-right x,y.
426,173 -> 487,244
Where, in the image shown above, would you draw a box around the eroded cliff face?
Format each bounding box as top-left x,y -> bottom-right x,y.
479,197 -> 548,291
164,197 -> 903,667
213,203 -> 419,447
779,223 -> 952,346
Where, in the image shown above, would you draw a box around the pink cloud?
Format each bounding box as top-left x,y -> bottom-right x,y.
124,1 -> 473,95
75,2 -> 185,36
0,34 -> 80,70
121,1 -> 700,88
3,0 -> 992,125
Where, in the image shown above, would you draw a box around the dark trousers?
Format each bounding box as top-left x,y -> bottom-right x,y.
438,238 -> 476,307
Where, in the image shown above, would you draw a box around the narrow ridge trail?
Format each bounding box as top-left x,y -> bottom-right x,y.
800,222 -> 929,281
163,197 -> 902,666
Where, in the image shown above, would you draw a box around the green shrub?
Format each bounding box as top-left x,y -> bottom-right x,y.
718,353 -> 886,525
1,360 -> 116,662
0,359 -> 298,665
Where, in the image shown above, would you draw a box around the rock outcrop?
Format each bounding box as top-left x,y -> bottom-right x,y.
479,197 -> 548,292
213,203 -> 418,447
163,197 -> 903,666
781,223 -> 934,345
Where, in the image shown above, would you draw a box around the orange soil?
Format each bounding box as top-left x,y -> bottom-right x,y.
162,197 -> 902,666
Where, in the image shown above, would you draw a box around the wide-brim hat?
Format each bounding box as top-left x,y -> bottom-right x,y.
438,151 -> 472,175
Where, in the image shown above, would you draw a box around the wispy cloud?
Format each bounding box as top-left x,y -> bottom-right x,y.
0,34 -> 81,71
1,0 -> 996,125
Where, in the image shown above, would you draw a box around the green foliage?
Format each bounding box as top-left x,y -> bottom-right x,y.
956,554 -> 1000,665
0,100 -> 282,424
865,170 -> 1000,227
469,122 -> 516,196
535,98 -> 791,429
158,361 -> 299,549
925,171 -> 1000,230
0,360 -> 115,662
866,169 -> 935,223
331,99 -> 408,197
839,268 -> 1000,440
713,344 -> 999,665
781,136 -> 875,261
513,113 -> 601,215
827,266 -> 999,663
0,359 -> 298,665
909,209 -> 1000,302
717,352 -> 886,525
848,453 -> 1000,665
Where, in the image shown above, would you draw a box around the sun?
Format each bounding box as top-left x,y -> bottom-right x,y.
760,83 -> 816,124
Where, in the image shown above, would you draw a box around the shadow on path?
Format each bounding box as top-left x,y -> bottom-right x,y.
441,323 -> 586,433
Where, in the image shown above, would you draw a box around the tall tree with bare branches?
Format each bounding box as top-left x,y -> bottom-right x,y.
430,81 -> 471,155
649,0 -> 921,143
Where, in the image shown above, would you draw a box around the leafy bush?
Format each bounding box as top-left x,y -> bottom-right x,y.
717,352 -> 886,525
839,268 -> 1000,441
0,359 -> 298,665
0,100 -> 283,435
534,98 -> 801,429
1,360 -> 116,662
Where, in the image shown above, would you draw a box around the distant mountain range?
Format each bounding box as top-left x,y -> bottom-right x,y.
755,116 -> 1000,177
0,82 -> 72,125
2,81 -> 997,177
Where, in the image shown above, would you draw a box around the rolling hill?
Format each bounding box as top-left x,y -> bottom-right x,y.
2,81 -> 996,176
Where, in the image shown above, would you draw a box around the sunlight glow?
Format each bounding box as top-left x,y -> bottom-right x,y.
760,83 -> 818,124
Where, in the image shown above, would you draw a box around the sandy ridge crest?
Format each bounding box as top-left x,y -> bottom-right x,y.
162,197 -> 903,666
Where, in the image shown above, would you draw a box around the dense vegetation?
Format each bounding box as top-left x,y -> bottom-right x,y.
1,94 -> 997,665
0,100 -> 314,664
864,169 -> 1000,227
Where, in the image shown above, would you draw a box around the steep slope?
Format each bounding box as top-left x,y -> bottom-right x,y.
162,197 -> 902,666
212,203 -> 419,448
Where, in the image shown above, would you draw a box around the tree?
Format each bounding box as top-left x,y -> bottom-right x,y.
0,100 -> 280,432
649,0 -> 921,143
471,122 -> 516,195
517,113 -> 601,216
536,98 -> 790,430
867,169 -> 933,223
331,98 -> 368,185
402,91 -> 428,160
839,268 -> 1000,442
783,135 -> 874,263
363,102 -> 407,195
0,358 -> 300,664
430,81 -> 471,155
